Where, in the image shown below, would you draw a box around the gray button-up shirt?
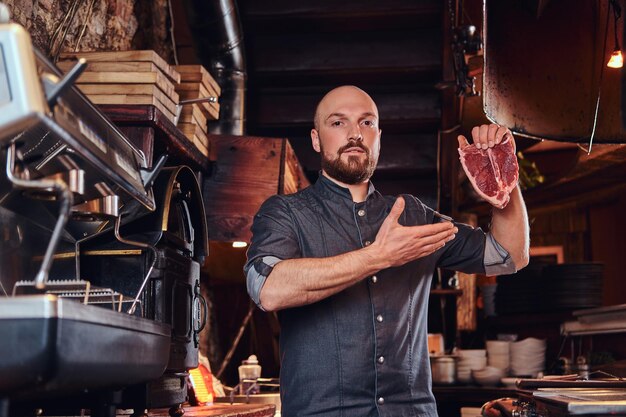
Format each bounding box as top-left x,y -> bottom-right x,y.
245,175 -> 515,417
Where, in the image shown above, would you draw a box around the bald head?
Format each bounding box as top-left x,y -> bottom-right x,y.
313,85 -> 379,130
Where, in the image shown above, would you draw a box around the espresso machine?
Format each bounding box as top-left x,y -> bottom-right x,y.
0,14 -> 208,417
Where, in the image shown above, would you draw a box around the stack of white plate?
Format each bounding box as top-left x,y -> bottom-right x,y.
457,349 -> 487,383
486,340 -> 510,374
510,337 -> 546,377
472,366 -> 505,386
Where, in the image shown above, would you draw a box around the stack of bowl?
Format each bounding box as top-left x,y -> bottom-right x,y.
457,349 -> 487,384
510,338 -> 546,377
486,340 -> 510,374
471,366 -> 505,386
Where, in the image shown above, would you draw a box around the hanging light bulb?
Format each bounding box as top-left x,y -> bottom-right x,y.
608,0 -> 623,68
608,48 -> 623,68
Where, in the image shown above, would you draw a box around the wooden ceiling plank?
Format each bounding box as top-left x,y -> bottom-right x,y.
246,31 -> 441,73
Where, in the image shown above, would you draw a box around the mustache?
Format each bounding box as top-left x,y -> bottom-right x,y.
338,141 -> 369,154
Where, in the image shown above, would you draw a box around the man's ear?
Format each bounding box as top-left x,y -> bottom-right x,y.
311,128 -> 321,153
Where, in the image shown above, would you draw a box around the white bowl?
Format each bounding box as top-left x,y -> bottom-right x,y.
500,377 -> 518,388
472,367 -> 504,386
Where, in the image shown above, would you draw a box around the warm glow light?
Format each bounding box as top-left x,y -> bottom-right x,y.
232,241 -> 248,248
608,49 -> 624,68
189,366 -> 214,405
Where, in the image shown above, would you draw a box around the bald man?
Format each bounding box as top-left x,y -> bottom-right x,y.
245,86 -> 529,417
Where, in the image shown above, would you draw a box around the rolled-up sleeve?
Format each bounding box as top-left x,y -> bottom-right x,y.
483,232 -> 517,276
244,195 -> 301,310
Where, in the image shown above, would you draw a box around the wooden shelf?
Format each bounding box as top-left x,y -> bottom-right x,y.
150,404 -> 275,417
430,288 -> 463,296
99,104 -> 210,173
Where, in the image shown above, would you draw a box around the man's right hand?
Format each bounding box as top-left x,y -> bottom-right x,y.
371,197 -> 457,268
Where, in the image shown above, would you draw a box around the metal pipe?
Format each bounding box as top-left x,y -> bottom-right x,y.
113,214 -> 157,316
5,143 -> 73,289
182,0 -> 247,135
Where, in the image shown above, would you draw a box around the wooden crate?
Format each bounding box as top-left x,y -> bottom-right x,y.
203,135 -> 310,242
58,51 -> 181,125
174,64 -> 220,121
59,50 -> 181,83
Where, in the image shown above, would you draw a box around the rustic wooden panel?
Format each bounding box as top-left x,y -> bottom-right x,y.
529,208 -> 590,264
246,30 -> 441,75
240,0 -> 441,33
203,136 -> 309,242
455,213 -> 478,331
240,0 -> 440,17
589,194 -> 626,305
118,126 -> 154,168
282,140 -> 309,195
457,272 -> 477,331
249,89 -> 441,128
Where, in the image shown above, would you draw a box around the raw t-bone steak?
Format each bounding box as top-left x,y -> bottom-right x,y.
458,135 -> 519,209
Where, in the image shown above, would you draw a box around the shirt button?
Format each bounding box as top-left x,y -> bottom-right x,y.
377,356 -> 385,364
378,397 -> 385,405
357,209 -> 366,217
376,314 -> 383,323
364,240 -> 371,246
371,275 -> 378,283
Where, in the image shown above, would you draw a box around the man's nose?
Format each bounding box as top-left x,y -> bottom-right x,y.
348,123 -> 363,141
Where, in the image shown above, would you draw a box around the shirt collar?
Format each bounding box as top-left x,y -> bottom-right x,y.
313,172 -> 376,202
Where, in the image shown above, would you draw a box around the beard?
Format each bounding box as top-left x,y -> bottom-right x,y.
319,138 -> 378,185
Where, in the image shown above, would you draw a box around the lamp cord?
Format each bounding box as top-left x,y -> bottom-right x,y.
585,1 -> 613,155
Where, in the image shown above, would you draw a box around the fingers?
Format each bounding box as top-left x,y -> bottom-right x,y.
457,134 -> 470,149
414,223 -> 458,243
470,124 -> 513,150
414,225 -> 458,256
400,222 -> 458,256
385,196 -> 405,224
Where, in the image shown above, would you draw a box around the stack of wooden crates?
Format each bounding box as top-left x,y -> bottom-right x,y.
58,51 -> 220,159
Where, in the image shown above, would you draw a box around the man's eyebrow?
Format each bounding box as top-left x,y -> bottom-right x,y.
325,112 -> 347,121
361,112 -> 378,119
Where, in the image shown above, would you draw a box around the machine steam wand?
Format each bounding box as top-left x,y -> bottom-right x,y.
5,142 -> 73,289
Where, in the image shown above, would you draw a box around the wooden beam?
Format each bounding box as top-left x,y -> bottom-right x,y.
248,67 -> 441,89
240,2 -> 441,33
246,30 -> 441,75
248,89 -> 441,130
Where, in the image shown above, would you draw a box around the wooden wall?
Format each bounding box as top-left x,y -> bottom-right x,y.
588,193 -> 626,306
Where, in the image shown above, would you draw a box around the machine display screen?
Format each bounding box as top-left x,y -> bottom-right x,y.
0,45 -> 11,106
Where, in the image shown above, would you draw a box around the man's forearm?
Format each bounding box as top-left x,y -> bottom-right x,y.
490,186 -> 530,270
259,246 -> 388,311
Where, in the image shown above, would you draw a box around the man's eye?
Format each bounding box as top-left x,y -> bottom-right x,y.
362,120 -> 375,127
331,121 -> 342,126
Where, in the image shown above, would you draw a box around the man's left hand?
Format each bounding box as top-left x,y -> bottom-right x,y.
457,123 -> 514,151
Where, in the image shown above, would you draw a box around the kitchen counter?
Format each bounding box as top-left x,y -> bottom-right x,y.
149,404 -> 275,417
433,386 -> 518,417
